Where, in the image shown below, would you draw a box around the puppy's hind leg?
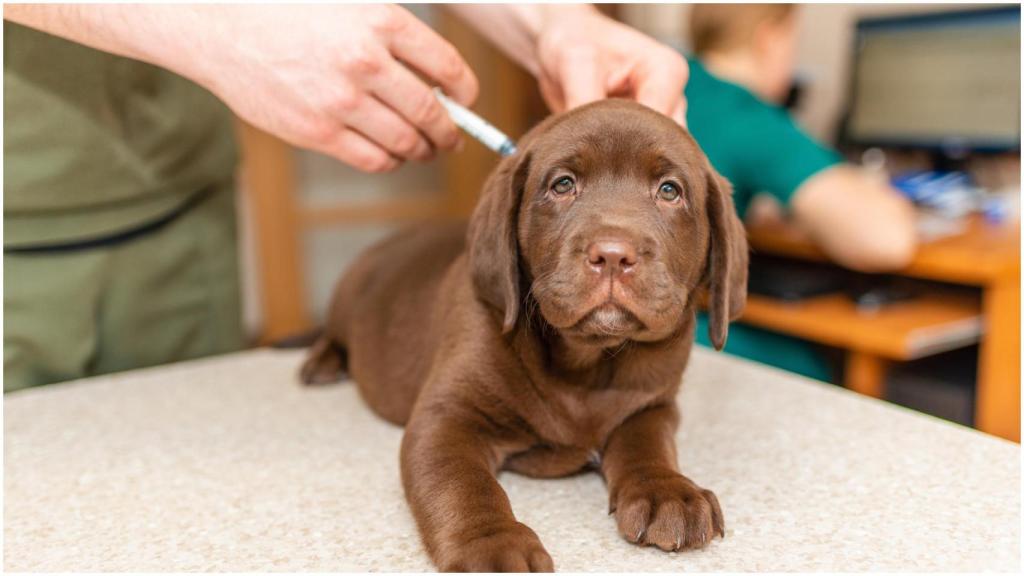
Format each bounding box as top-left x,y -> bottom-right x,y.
299,336 -> 349,385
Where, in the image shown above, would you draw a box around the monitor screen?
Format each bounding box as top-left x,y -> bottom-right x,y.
846,7 -> 1021,151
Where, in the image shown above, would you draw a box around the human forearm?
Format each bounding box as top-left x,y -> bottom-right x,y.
792,166 -> 918,272
4,5 -> 212,83
447,4 -> 596,78
6,4 -> 478,172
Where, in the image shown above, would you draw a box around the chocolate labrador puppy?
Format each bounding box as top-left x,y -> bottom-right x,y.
301,99 -> 748,572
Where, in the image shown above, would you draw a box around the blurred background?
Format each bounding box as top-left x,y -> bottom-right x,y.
234,4 -> 1020,440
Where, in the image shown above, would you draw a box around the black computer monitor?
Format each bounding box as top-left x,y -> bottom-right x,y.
844,7 -> 1021,153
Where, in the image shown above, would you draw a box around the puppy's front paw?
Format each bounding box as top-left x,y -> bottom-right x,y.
438,521 -> 554,572
610,468 -> 724,551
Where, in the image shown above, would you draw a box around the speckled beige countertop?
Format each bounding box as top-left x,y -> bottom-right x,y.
4,348 -> 1020,572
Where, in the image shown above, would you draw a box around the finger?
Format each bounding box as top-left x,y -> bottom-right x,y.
605,65 -> 634,97
346,94 -> 434,161
634,70 -> 686,117
386,12 -> 479,106
560,48 -> 606,110
538,75 -> 566,114
633,52 -> 689,117
366,59 -> 461,151
671,97 -> 688,129
322,129 -> 400,173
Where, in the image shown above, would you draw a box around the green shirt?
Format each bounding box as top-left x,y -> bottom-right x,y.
3,23 -> 237,248
685,57 -> 842,382
685,57 -> 842,219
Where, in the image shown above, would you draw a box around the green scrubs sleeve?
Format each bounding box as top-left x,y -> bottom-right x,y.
684,57 -> 842,218
728,106 -> 844,209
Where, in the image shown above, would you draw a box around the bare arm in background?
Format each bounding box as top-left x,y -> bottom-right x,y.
449,4 -> 689,126
5,4 -> 478,172
790,166 -> 918,272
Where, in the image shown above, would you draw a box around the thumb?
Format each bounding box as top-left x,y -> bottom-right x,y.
559,49 -> 606,110
633,52 -> 688,119
538,75 -> 567,114
671,97 -> 687,129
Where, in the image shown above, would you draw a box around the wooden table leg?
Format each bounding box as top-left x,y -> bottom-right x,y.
976,274 -> 1021,442
235,120 -> 311,344
846,350 -> 888,399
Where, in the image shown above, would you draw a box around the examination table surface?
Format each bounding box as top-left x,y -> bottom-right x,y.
5,348 -> 1019,571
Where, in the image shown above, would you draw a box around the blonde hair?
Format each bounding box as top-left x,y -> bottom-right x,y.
690,4 -> 796,56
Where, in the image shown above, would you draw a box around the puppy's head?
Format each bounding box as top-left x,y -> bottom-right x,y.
468,100 -> 747,350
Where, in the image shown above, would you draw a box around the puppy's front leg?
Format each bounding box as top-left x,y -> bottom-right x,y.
401,409 -> 554,572
601,403 -> 725,551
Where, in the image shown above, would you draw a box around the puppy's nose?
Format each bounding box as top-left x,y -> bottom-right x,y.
586,240 -> 638,275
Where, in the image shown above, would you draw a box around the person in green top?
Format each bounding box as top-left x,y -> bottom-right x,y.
683,4 -> 918,381
4,4 -> 690,392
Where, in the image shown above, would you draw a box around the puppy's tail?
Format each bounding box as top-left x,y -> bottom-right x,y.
298,334 -> 349,386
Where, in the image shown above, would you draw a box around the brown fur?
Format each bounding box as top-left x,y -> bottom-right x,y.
301,100 -> 748,572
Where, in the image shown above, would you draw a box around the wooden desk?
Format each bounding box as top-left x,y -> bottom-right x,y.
743,292 -> 983,359
745,216 -> 1021,441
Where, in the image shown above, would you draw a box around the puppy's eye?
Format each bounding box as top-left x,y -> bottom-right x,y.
551,176 -> 576,196
657,182 -> 682,202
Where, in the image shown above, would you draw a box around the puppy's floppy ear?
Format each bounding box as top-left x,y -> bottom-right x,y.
703,166 -> 749,350
467,152 -> 531,334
